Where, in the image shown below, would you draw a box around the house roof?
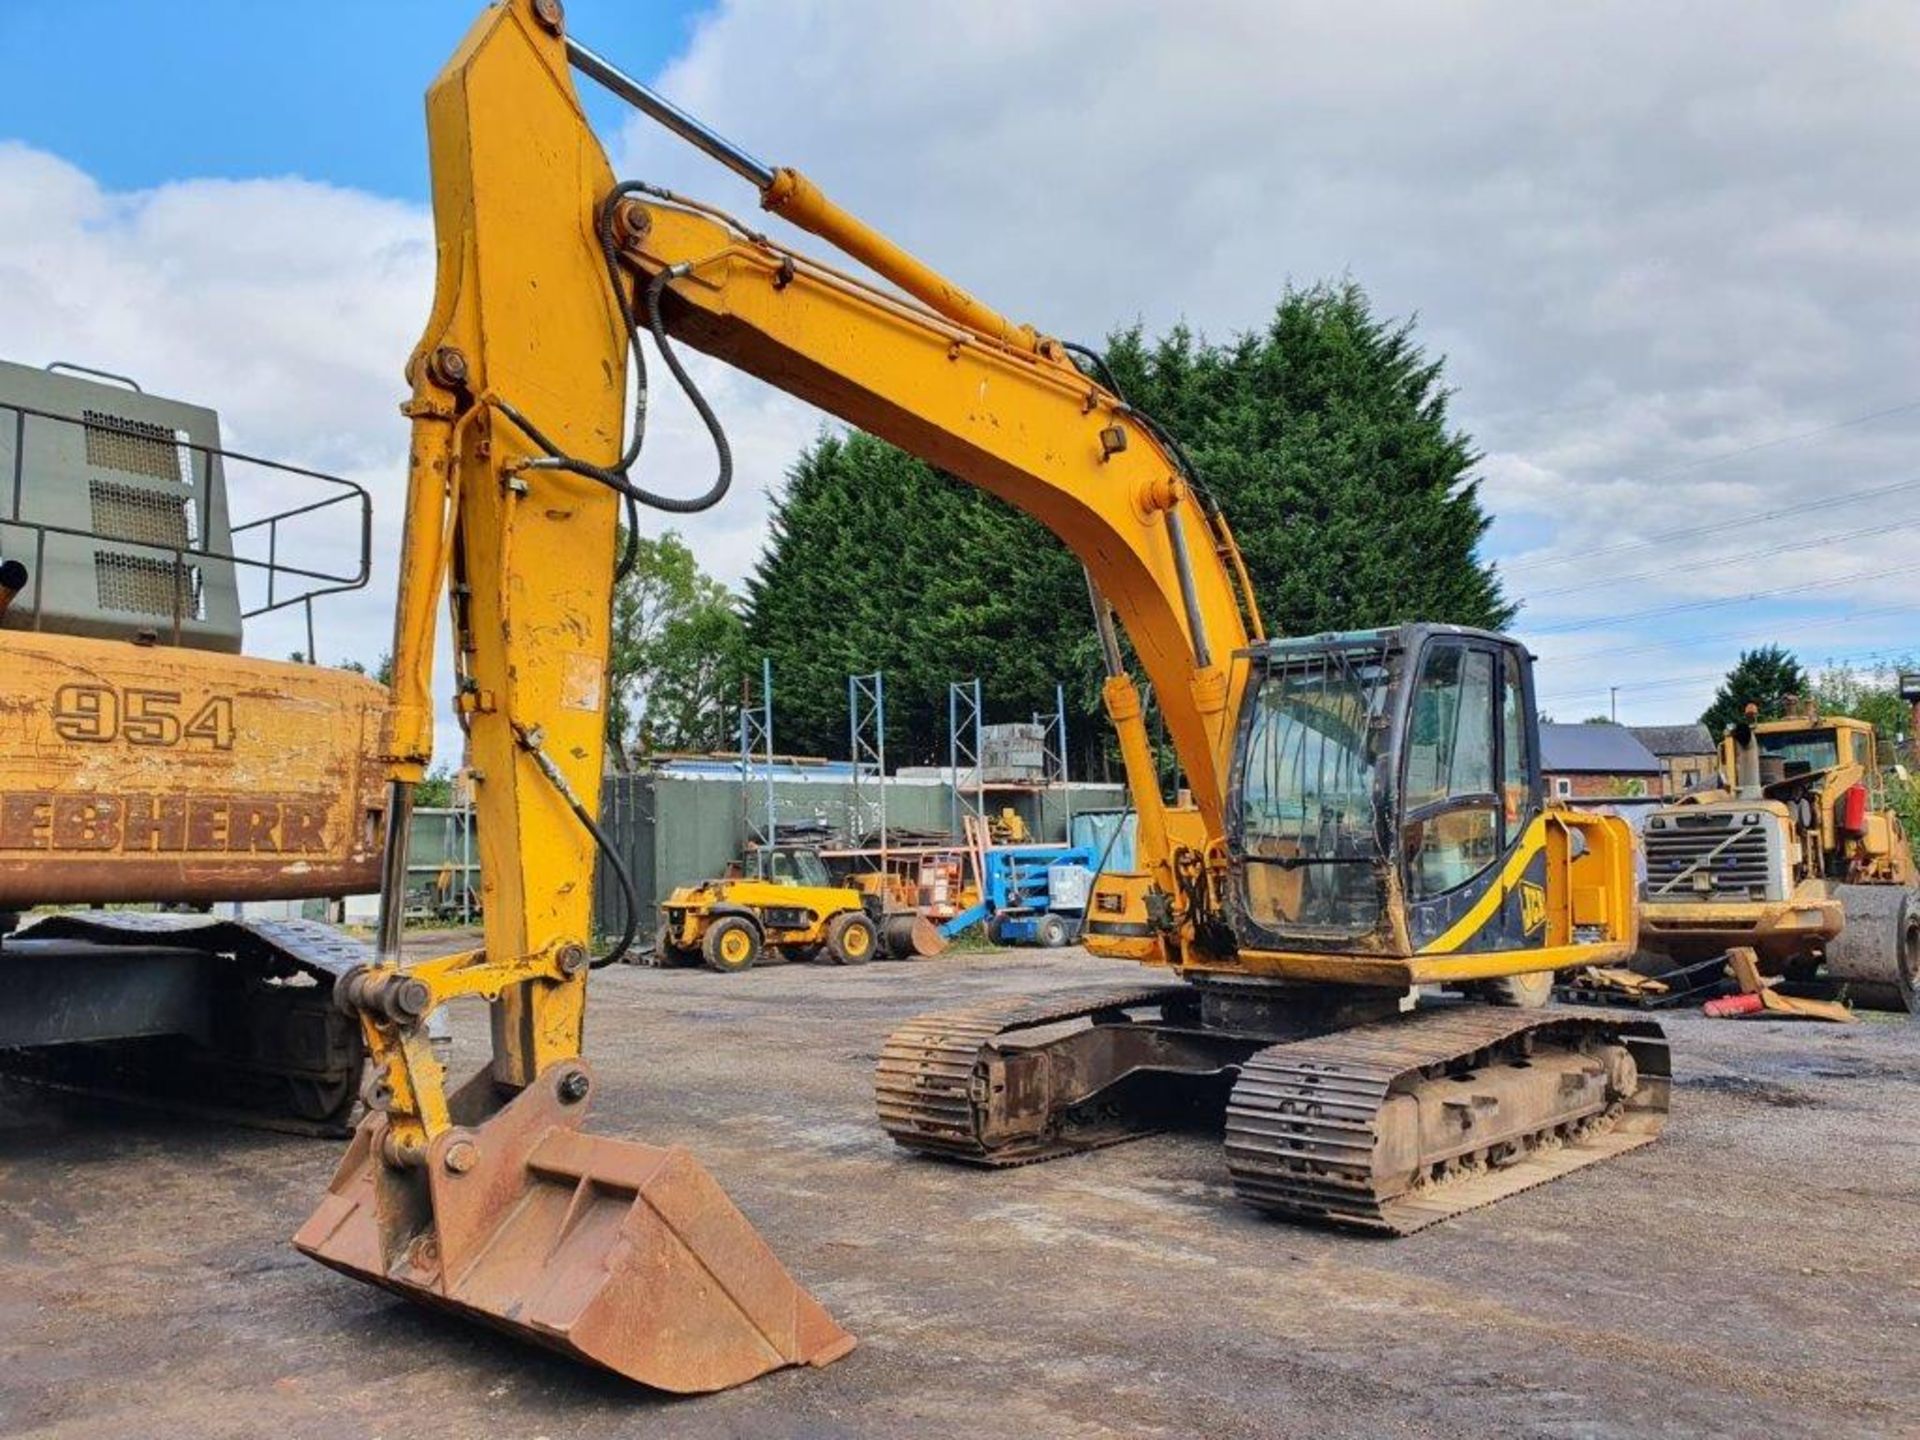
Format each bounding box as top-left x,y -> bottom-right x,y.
1540,722 -> 1663,775
1628,723 -> 1716,758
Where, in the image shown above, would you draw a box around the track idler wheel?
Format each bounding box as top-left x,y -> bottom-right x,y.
294,1061 -> 854,1392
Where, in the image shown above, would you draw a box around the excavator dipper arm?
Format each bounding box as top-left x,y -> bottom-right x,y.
292,1 -> 851,1391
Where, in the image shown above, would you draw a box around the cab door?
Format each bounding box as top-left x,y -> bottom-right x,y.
1400,637 -> 1544,952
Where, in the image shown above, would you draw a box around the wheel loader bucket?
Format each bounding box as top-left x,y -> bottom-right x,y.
293,1061 -> 853,1393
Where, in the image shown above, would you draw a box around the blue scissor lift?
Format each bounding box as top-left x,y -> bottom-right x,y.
940,843 -> 1095,947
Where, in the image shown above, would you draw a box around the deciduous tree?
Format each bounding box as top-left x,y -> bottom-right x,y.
608,531 -> 747,756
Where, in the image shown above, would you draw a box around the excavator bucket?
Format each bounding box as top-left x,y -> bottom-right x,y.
293,1061 -> 853,1393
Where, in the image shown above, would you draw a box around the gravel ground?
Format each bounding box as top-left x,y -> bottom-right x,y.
1,940 -> 1915,1440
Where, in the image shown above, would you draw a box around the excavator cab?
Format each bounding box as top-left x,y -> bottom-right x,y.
1090,623 -> 1636,993
1228,624 -> 1554,965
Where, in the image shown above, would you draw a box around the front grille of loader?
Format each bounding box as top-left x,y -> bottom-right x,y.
1643,814 -> 1779,902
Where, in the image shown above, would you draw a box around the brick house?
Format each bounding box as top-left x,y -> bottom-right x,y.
1539,723 -> 1665,800
1628,723 -> 1719,796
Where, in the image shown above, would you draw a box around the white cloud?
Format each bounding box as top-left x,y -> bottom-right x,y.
610,0 -> 1920,723
6,0 -> 1918,751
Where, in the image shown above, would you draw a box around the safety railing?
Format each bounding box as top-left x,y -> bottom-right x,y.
2,402 -> 373,660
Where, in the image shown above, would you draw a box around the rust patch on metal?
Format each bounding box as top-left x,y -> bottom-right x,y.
0,630 -> 388,907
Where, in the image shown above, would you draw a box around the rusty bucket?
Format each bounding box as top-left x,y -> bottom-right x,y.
294,1060 -> 854,1393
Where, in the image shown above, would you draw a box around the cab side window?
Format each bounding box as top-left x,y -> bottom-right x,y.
1500,647 -> 1537,840
1402,645 -> 1500,899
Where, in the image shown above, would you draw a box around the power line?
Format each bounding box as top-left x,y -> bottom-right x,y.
1523,558 -> 1920,636
1540,600 -> 1920,665
1543,652 -> 1920,706
1521,514 -> 1920,602
1623,399 -> 1920,488
1538,644 -> 1917,710
1500,471 -> 1920,577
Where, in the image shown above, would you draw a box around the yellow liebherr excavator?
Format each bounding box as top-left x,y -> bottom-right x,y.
295,0 -> 1669,1395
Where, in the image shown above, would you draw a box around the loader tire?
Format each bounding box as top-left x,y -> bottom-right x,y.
702,915 -> 762,973
1827,884 -> 1919,1015
825,911 -> 878,965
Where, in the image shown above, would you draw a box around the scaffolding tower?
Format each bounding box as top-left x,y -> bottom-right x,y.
948,676 -> 985,840
1033,680 -> 1071,830
848,670 -> 887,861
738,655 -> 775,850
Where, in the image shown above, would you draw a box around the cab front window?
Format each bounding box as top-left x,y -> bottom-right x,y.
1757,728 -> 1841,775
1234,646 -> 1389,936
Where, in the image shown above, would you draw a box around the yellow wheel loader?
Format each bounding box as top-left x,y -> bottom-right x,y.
657,843 -> 883,971
289,0 -> 1671,1395
1639,704 -> 1918,1013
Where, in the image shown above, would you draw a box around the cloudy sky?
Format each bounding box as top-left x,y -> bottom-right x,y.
3,0 -> 1915,755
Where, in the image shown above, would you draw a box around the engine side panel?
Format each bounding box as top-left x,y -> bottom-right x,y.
0,630 -> 387,905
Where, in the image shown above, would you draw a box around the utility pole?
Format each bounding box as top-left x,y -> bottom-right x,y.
1609,686 -> 1618,723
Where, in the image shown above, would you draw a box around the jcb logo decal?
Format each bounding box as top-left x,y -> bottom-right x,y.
1519,881 -> 1547,935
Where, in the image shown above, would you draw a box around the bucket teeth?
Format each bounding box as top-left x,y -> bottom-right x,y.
295,1060 -> 853,1393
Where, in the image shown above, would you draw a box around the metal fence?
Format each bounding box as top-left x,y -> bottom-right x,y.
590,770 -> 1124,944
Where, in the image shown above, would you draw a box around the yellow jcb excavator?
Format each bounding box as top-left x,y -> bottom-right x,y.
293,0 -> 1668,1395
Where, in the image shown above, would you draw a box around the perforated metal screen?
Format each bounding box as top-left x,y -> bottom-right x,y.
88,478 -> 197,548
93,551 -> 204,619
82,409 -> 190,483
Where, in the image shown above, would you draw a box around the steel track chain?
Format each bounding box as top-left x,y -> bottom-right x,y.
7,911 -> 371,1130
874,984 -> 1191,1163
1224,1007 -> 1671,1234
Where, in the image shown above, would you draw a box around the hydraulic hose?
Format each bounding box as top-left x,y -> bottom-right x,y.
519,725 -> 640,969
492,180 -> 733,518
1063,339 -> 1223,522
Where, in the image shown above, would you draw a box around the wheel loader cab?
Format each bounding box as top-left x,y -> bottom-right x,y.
1228,624 -> 1547,962
751,845 -> 834,889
